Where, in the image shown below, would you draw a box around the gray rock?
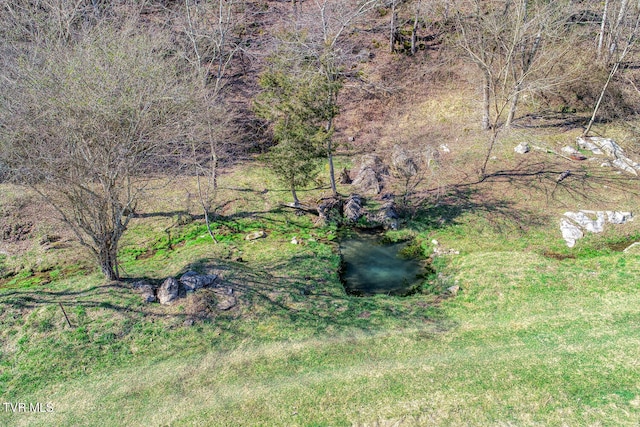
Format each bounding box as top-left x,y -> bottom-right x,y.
352,167 -> 381,195
606,211 -> 633,224
216,295 -> 237,311
390,145 -> 418,178
612,158 -> 639,176
577,136 -> 640,175
561,219 -> 583,248
358,154 -> 386,174
317,197 -> 343,225
133,280 -> 156,303
352,155 -> 386,195
179,270 -> 218,292
376,198 -> 399,230
446,285 -> 460,296
514,142 -> 530,154
587,137 -> 622,157
564,211 -> 605,233
158,277 -> 179,305
561,145 -> 580,155
245,230 -> 266,240
343,194 -> 364,222
561,210 -> 634,247
576,136 -> 605,155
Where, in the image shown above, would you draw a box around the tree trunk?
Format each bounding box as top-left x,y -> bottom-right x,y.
584,61 -> 620,137
411,12 -> 419,56
328,142 -> 337,197
326,117 -> 337,197
482,69 -> 491,130
505,86 -> 521,127
608,0 -> 631,63
99,244 -> 119,280
597,0 -> 610,61
390,1 -> 397,53
291,182 -> 300,207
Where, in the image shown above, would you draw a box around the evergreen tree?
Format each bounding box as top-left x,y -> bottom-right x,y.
255,46 -> 340,206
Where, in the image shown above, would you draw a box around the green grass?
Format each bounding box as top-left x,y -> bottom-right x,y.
3,131 -> 640,425
3,249 -> 640,425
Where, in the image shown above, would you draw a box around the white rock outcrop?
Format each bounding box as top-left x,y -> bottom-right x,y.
560,210 -> 633,247
576,136 -> 640,175
560,219 -> 584,248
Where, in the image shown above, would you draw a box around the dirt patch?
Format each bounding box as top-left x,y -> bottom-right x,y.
543,251 -> 576,261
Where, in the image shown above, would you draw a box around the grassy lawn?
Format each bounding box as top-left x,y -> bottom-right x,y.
3,247 -> 640,426
2,100 -> 640,425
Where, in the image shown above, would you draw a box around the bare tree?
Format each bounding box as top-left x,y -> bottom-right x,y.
177,0 -> 247,240
0,20 -> 198,280
597,0 -> 633,64
456,0 -> 579,130
287,0 -> 381,197
584,0 -> 640,137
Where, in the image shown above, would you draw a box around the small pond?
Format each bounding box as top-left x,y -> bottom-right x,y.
339,229 -> 428,296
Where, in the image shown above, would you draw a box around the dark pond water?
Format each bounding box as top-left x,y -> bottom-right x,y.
339,230 -> 426,296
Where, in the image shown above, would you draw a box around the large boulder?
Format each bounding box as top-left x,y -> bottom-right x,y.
343,194 -> 364,223
390,145 -> 418,178
560,210 -> 634,247
561,219 -> 583,248
316,197 -> 343,226
376,196 -> 399,230
577,136 -> 640,175
358,154 -> 387,174
132,280 -> 156,303
158,277 -> 179,305
576,136 -> 605,155
179,270 -> 218,293
564,211 -> 605,233
606,211 -> 633,224
352,154 -> 386,195
352,167 -> 381,195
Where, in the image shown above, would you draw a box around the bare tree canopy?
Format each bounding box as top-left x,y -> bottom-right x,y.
0,19 -> 197,280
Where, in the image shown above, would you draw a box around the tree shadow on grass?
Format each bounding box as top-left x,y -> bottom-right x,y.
0,251 -> 456,342
189,254 -> 457,339
410,158 -> 640,234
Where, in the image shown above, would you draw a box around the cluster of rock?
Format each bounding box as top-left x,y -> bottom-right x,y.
316,193 -> 399,230
349,146 -> 442,197
577,136 -> 640,175
560,210 -> 633,247
132,270 -> 235,309
515,136 -> 640,176
430,239 -> 460,256
319,145 -> 443,230
351,154 -> 388,196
